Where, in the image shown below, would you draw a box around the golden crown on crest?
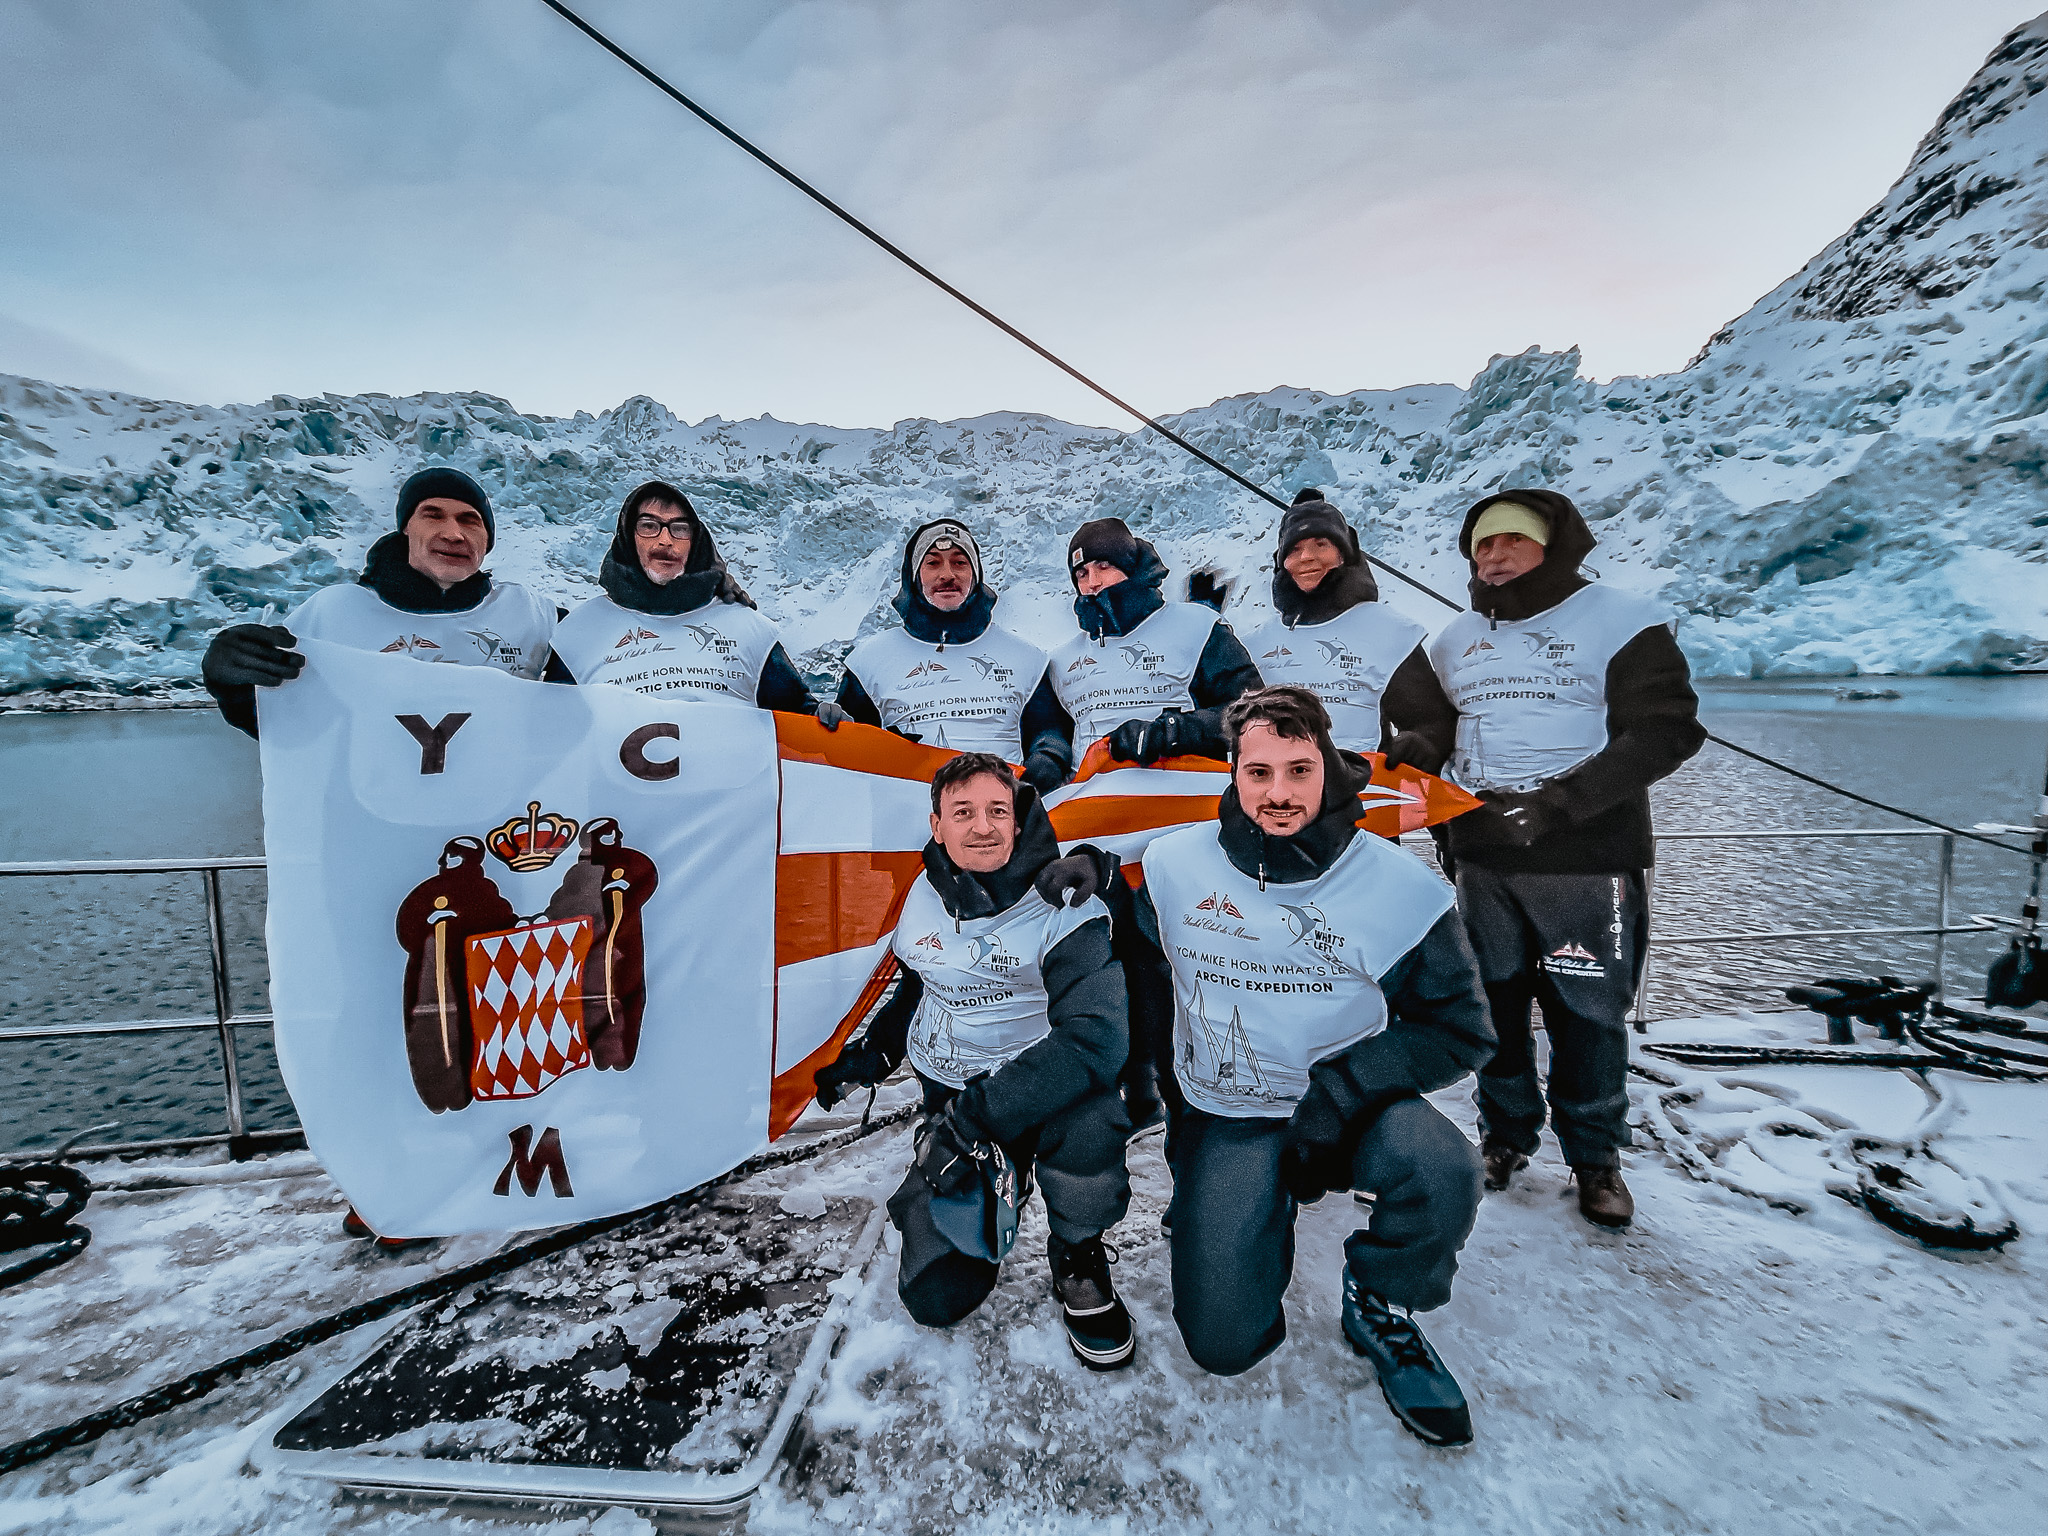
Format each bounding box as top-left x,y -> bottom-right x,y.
486,801 -> 581,872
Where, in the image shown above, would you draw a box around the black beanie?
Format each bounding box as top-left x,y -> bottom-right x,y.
397,467 -> 496,552
1067,517 -> 1142,586
1275,487 -> 1360,566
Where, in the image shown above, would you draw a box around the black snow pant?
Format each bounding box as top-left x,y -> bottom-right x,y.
1456,865 -> 1648,1170
888,1074 -> 1133,1329
1167,1098 -> 1483,1377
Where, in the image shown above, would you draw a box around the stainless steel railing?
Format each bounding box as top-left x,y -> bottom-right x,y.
1632,828 -> 1992,1027
0,856 -> 285,1162
0,827 -> 2013,1162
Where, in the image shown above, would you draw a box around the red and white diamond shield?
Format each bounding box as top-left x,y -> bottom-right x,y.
465,917 -> 595,1101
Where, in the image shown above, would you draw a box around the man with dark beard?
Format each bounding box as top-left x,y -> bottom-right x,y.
1422,490 -> 1704,1229
200,467 -> 557,736
551,480 -> 842,722
810,754 -> 1137,1369
1240,488 -> 1456,761
1041,686 -> 1492,1444
836,519 -> 1067,787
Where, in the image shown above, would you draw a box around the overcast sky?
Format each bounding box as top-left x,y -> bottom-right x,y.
0,1 -> 2028,427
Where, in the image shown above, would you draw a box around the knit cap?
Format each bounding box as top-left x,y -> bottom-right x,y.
397,467 -> 495,552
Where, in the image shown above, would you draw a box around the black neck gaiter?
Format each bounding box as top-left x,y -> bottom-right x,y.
358,532 -> 492,614
1274,562 -> 1379,626
1214,748 -> 1374,884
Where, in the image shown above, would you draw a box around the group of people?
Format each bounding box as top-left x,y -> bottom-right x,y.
202,464 -> 1704,1448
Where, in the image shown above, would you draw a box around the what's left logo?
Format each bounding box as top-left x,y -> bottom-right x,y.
394,803 -> 660,1114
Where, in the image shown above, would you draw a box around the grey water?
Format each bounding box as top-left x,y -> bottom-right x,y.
2,679 -> 2045,1155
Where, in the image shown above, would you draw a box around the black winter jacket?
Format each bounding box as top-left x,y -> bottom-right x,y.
552,498 -> 817,715
856,786 -> 1129,1145
1125,764 -> 1494,1136
833,522 -> 1070,778
1414,489 -> 1706,874
1271,560 -> 1461,759
1047,537 -> 1263,764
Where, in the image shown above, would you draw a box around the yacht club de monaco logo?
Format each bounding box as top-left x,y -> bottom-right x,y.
599,625 -> 675,668
395,801 -> 659,1118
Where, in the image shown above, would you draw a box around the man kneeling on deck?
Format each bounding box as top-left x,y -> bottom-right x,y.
1042,686 -> 1494,1442
812,753 -> 1137,1369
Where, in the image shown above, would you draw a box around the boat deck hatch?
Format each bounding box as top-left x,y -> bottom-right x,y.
255,1189 -> 882,1513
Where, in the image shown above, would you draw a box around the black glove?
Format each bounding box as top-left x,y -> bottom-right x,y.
1381,732 -> 1444,773
813,1038 -> 891,1110
1020,749 -> 1068,793
814,700 -> 851,732
202,624 -> 304,689
1106,718 -> 1151,764
1467,787 -> 1568,848
1279,1077 -> 1356,1206
1139,709 -> 1202,764
1035,846 -> 1117,909
716,572 -> 757,608
912,1104 -> 988,1196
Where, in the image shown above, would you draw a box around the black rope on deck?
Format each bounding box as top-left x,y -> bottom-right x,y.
536,0 -> 2038,861
0,1102 -> 918,1480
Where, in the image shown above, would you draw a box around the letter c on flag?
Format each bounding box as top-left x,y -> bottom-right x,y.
621,722 -> 681,781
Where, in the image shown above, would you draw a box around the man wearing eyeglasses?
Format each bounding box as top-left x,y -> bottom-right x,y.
551,480 -> 844,723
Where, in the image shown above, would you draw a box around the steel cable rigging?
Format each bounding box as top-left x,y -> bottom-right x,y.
536,0 -> 2034,861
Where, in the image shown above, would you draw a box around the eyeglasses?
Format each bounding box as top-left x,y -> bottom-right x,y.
633,516 -> 693,541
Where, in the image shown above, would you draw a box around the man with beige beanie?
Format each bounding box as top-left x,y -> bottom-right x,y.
1418,490 -> 1704,1230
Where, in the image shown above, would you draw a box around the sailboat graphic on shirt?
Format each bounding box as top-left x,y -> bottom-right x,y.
912,998 -> 1014,1081
1178,975 -> 1284,1106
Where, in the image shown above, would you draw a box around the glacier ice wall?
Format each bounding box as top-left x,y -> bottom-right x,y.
4,17 -> 2046,697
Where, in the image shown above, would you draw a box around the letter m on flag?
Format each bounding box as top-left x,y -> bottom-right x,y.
493,1124 -> 574,1197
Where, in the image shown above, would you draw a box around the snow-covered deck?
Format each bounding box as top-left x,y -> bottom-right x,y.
3,1016 -> 2043,1535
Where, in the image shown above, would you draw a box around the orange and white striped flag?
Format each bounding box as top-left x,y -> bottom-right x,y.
767,724 -> 1480,1133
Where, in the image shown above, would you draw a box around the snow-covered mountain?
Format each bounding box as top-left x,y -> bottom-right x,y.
5,16 -> 2047,698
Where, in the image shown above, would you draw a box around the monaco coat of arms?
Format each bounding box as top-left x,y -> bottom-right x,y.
394,803 -> 659,1113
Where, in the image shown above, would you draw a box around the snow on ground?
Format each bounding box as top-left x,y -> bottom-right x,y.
6,20 -> 2048,698
2,1019 -> 2043,1536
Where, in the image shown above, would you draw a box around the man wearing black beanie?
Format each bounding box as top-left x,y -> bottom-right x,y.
198,463 -> 560,1250
201,466 -> 559,738
1241,488 -> 1457,762
1044,516 -> 1261,771
1043,514 -> 1262,1138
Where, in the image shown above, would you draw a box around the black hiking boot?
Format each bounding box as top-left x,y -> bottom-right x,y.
1049,1234 -> 1135,1371
1342,1272 -> 1472,1447
1482,1141 -> 1529,1192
